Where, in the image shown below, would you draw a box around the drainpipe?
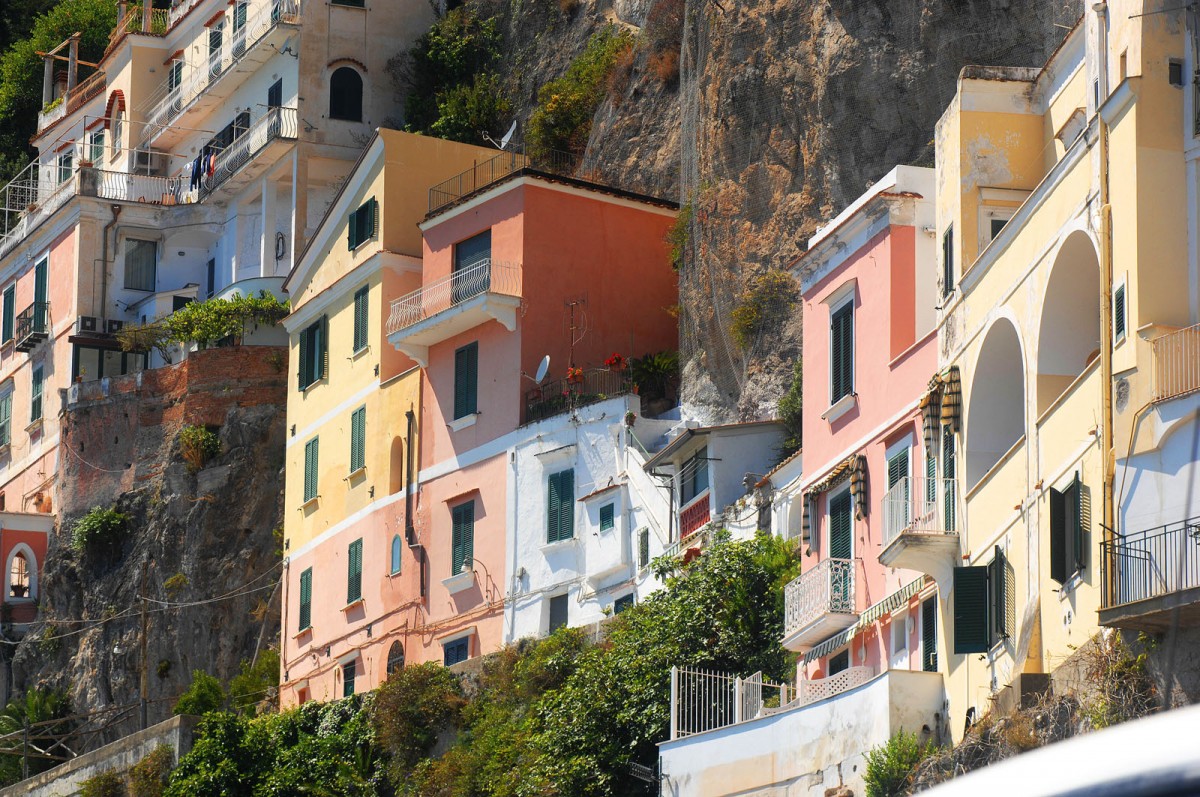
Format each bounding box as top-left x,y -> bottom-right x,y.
101,204 -> 121,319
1095,1 -> 1117,601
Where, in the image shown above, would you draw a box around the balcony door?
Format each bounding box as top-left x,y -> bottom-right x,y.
886,444 -> 910,528
828,490 -> 853,609
452,230 -> 491,304
33,259 -> 47,332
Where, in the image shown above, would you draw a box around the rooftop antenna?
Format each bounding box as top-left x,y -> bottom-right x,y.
565,297 -> 588,370
482,119 -> 517,150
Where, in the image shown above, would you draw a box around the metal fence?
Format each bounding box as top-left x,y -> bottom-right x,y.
669,667 -> 795,740
386,259 -> 522,335
1153,323 -> 1200,402
523,367 -> 632,424
201,107 -> 297,197
1102,515 -> 1200,609
428,147 -> 585,214
881,476 -> 959,549
783,558 -> 855,639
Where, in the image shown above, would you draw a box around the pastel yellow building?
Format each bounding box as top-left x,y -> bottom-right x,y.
279,130 -> 496,704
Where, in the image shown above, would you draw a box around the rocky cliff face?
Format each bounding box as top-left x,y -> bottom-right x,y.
445,0 -> 1080,422
9,348 -> 286,744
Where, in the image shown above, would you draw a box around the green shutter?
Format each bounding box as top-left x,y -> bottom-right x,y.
297,327 -> 309,389
350,407 -> 366,472
347,538 -> 363,604
599,503 -> 614,531
922,598 -> 937,672
454,342 -> 478,419
347,206 -> 357,250
298,568 -> 312,631
952,566 -> 989,654
829,492 -> 852,560
831,303 -> 853,401
1063,473 -> 1084,575
0,393 -> 11,446
547,472 -> 562,543
989,547 -> 1008,643
547,470 -> 574,542
30,366 -> 42,422
452,501 -> 474,575
942,426 -> 956,531
887,448 -> 908,489
370,197 -> 379,239
638,528 -> 650,568
353,285 -> 369,352
304,437 -> 319,501
2,287 -> 13,342
942,225 -> 954,296
1114,285 -> 1126,340
1072,472 -> 1084,573
319,315 -> 328,381
925,455 -> 937,504
1049,486 -> 1067,584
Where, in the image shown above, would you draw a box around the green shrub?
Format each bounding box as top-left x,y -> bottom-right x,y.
0,688 -> 73,786
227,649 -> 280,717
630,350 -> 679,408
129,745 -> 173,797
666,201 -> 692,271
526,26 -> 635,157
374,662 -> 465,774
177,425 -> 220,473
864,730 -> 935,797
777,360 -> 802,457
428,71 -> 512,143
72,506 -> 130,553
80,770 -> 126,797
116,292 -> 289,354
730,269 -> 797,350
173,671 -> 225,716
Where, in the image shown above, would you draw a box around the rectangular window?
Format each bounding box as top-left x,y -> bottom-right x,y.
1114,284 -> 1127,342
332,0 -> 366,6
546,468 -> 575,543
303,437 -> 319,502
830,300 -> 854,402
680,446 -> 709,505
1170,59 -> 1184,87
452,230 -> 492,303
349,407 -> 366,473
828,649 -> 849,675
443,637 -> 469,666
988,546 -> 1009,646
942,425 -> 956,531
347,198 -> 378,250
548,594 -> 569,632
168,60 -> 183,91
233,0 -> 248,30
342,658 -> 356,697
30,366 -> 43,423
1049,473 -> 1084,584
828,490 -> 852,560
347,538 -> 363,604
267,78 -> 283,108
989,217 -> 1008,240
614,593 -> 635,614
0,392 -> 11,446
925,454 -> 937,505
952,565 -> 989,654
57,151 -> 73,185
638,528 -> 650,569
453,342 -> 478,419
451,500 -> 474,576
298,567 -> 312,631
942,224 -> 955,297
921,598 -> 937,673
124,239 -> 157,291
88,130 -> 105,163
208,22 -> 223,62
297,317 -> 327,390
599,503 -> 614,531
205,259 -> 215,299
2,286 -> 13,342
352,285 -> 369,352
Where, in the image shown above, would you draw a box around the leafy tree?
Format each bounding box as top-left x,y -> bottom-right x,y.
0,688 -> 73,786
864,730 -> 935,797
373,662 -> 464,776
128,744 -> 173,797
227,649 -> 280,717
173,671 -> 225,716
777,359 -> 802,458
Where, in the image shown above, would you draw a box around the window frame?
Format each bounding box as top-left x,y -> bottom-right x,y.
1113,281 -> 1127,344
346,538 -> 363,604
87,129 -> 105,163
941,223 -> 955,297
451,500 -> 475,576
30,365 -> 43,423
303,437 -> 319,502
829,292 -> 855,405
349,406 -> 366,473
298,567 -> 312,631
342,658 -> 356,697
2,285 -> 14,343
347,198 -> 378,251
123,238 -> 158,292
390,534 -> 402,576
679,445 -> 710,506
599,502 -> 615,532
546,468 -> 576,544
453,341 -> 479,420
352,284 -> 370,352
297,317 -> 327,390
0,390 -> 12,447
827,485 -> 853,561
1049,473 -> 1084,585
329,66 -> 364,122
443,637 -> 469,666
614,593 -> 635,614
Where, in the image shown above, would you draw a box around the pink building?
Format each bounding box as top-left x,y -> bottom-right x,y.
783,166 -> 949,690
386,166 -> 679,667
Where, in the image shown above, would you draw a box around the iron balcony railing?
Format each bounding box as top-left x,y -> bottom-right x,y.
1153,323 -> 1200,402
523,367 -> 632,424
138,0 -> 300,145
0,161 -> 78,261
386,259 -> 521,336
1102,515 -> 1200,609
14,302 -> 50,352
783,558 -> 855,640
881,476 -> 959,549
199,107 -> 297,197
428,147 -> 584,215
37,69 -> 106,131
107,4 -> 169,47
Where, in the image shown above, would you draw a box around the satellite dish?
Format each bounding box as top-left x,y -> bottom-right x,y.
499,119 -> 517,150
534,355 -> 550,385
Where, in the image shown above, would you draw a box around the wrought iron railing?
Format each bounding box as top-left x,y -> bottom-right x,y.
15,302 -> 50,351
669,667 -> 795,740
108,5 -> 169,46
0,161 -> 78,261
783,558 -> 856,639
1153,323 -> 1200,402
386,259 -> 521,335
169,0 -> 206,26
1102,515 -> 1200,609
523,367 -> 632,424
138,0 -> 300,145
88,169 -> 179,205
881,476 -> 959,549
428,146 -> 584,214
199,107 -> 297,196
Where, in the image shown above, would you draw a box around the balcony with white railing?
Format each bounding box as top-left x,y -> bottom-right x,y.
781,557 -> 858,652
386,259 -> 522,366
879,476 -> 961,583
0,161 -> 79,262
196,107 -> 297,198
1153,323 -> 1200,402
137,0 -> 300,150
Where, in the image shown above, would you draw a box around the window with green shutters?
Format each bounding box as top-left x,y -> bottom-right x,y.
942,224 -> 955,297
1,286 -> 13,342
887,446 -> 909,525
599,503 -> 614,531
925,454 -> 937,505
298,568 -> 312,631
828,491 -> 852,560
30,365 -> 43,423
303,437 -> 319,502
349,407 -> 366,473
952,565 -> 988,654
942,425 -> 956,531
614,593 -> 634,614
921,598 -> 937,672
988,546 -> 1010,645
1049,473 -> 1084,584
547,469 -> 575,543
347,198 -> 378,250
1114,284 -> 1127,342
451,500 -> 474,575
298,317 -> 327,390
352,285 -> 369,352
453,342 -> 478,420
347,538 -> 363,604
342,659 -> 356,697
443,637 -> 469,666
830,300 -> 854,402
0,392 -> 11,446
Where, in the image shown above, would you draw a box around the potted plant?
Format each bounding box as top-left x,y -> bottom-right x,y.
567,365 -> 584,384
604,352 -> 627,370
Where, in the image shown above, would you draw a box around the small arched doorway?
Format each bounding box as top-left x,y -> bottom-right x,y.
386,641 -> 405,678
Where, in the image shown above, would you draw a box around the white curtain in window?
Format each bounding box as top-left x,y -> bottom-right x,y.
125,239 -> 157,291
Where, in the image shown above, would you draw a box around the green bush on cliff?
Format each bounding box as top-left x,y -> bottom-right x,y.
72,506 -> 130,554
177,425 -> 220,473
173,670 -> 225,716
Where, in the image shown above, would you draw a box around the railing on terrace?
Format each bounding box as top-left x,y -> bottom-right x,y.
1153,323 -> 1200,402
138,0 -> 300,145
169,0 -> 206,26
0,162 -> 78,261
679,494 -> 711,538
659,523 -> 718,563
783,558 -> 855,639
428,147 -> 584,214
386,259 -> 521,335
523,367 -> 632,424
199,107 -> 297,196
108,5 -> 169,46
14,302 -> 50,352
90,169 -> 180,205
881,476 -> 959,549
1102,515 -> 1200,609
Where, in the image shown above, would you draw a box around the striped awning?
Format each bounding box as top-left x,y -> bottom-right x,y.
940,365 -> 961,433
850,454 -> 867,520
802,578 -> 927,664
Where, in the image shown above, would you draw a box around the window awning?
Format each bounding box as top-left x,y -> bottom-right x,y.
802,578 -> 926,664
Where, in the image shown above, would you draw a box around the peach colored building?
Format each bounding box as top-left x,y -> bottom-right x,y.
387,166 -> 678,666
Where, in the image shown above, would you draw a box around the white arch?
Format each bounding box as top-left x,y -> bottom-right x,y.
4,543 -> 37,601
1036,229 -> 1102,415
966,318 -> 1027,488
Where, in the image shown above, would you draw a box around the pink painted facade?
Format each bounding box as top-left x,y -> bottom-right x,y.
398,176 -> 678,667
790,166 -> 941,681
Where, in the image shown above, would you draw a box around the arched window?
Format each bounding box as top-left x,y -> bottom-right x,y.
386,641 -> 405,677
329,67 -> 363,122
390,534 -> 402,575
105,91 -> 126,157
9,553 -> 28,598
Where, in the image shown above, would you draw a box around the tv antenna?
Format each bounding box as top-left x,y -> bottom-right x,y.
565,298 -> 588,370
482,119 -> 517,150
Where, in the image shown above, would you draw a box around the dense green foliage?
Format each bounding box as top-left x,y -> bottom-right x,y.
80,769 -> 126,797
526,26 -> 634,157
666,201 -> 692,270
71,505 -> 130,553
730,269 -> 798,351
227,650 -> 281,717
173,671 -> 226,717
864,730 -> 935,797
128,744 -> 173,797
0,0 -> 117,184
397,7 -> 507,144
630,349 -> 680,408
116,292 -> 289,357
778,359 -> 802,458
177,425 -> 220,473
0,688 -> 73,786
